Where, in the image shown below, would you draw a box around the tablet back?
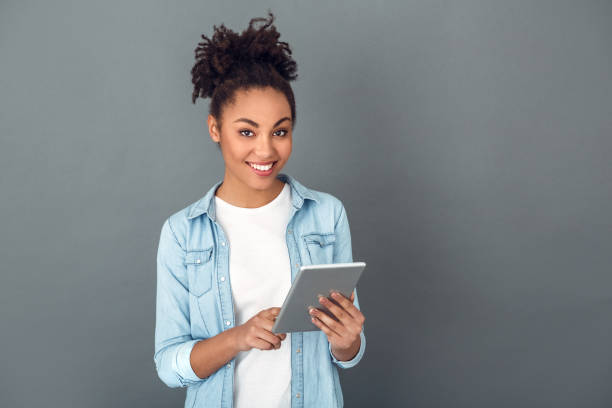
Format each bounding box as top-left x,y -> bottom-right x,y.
271,262 -> 366,333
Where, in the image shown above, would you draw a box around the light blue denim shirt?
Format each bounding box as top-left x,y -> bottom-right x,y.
154,173 -> 366,408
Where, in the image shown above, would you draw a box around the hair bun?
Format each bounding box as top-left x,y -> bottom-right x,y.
191,11 -> 298,103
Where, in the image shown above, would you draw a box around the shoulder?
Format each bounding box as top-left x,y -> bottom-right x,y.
160,196 -> 207,249
300,185 -> 348,226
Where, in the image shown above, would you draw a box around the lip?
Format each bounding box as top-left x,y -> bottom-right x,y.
246,161 -> 277,176
246,161 -> 277,165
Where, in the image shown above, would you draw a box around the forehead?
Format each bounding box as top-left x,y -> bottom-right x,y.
223,87 -> 291,123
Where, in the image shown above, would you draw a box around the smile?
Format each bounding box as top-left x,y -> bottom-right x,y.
246,161 -> 276,171
245,161 -> 278,177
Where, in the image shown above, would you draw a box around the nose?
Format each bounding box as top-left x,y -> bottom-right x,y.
254,133 -> 275,158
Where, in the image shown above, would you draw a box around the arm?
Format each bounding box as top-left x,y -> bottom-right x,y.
328,203 -> 367,369
188,328 -> 241,379
154,218 -> 240,387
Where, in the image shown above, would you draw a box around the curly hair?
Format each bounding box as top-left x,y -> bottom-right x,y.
191,11 -> 298,132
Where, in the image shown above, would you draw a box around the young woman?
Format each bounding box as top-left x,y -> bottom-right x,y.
154,12 -> 366,408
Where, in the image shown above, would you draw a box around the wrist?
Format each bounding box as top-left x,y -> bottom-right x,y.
331,337 -> 360,362
227,327 -> 242,353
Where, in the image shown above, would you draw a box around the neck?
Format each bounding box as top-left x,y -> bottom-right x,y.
215,169 -> 285,208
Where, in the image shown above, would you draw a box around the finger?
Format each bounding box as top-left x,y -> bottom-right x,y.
257,310 -> 283,331
330,291 -> 360,319
257,317 -> 288,338
262,307 -> 282,321
310,314 -> 339,340
350,291 -> 355,302
252,337 -> 276,351
322,294 -> 363,332
318,295 -> 350,325
309,306 -> 345,337
256,328 -> 283,349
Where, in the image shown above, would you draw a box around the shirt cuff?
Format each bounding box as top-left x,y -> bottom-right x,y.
173,339 -> 204,383
329,330 -> 366,369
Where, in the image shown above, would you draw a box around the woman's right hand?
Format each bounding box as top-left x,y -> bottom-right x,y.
232,307 -> 288,352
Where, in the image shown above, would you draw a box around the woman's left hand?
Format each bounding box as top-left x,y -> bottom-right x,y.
309,290 -> 365,361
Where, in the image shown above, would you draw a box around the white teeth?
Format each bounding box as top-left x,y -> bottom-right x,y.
248,162 -> 274,171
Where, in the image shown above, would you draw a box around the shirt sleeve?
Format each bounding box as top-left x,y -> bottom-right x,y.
154,218 -> 208,387
329,203 -> 367,369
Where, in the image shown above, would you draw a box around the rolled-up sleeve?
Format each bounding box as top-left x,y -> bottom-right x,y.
329,203 -> 367,369
154,218 -> 207,387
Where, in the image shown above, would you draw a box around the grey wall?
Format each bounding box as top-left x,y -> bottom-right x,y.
1,0 -> 611,407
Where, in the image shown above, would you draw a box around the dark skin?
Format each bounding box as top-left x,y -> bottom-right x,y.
189,86 -> 365,378
190,292 -> 365,379
310,290 -> 364,362
190,307 -> 286,379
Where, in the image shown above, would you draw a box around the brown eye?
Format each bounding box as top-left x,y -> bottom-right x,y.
274,129 -> 288,137
240,129 -> 254,137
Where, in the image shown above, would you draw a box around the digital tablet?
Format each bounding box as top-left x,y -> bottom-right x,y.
271,262 -> 366,334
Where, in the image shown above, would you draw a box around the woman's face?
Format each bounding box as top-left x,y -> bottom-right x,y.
208,86 -> 293,193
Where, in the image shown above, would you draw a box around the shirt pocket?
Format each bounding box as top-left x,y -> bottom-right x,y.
185,247 -> 214,297
303,232 -> 336,265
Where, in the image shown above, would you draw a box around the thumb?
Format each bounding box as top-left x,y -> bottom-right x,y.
268,307 -> 281,315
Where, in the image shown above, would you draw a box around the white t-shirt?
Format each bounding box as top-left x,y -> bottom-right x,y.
214,182 -> 293,408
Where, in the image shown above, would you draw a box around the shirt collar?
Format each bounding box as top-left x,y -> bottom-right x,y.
186,173 -> 319,221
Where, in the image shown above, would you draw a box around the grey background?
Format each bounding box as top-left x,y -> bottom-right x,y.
1,0 -> 611,407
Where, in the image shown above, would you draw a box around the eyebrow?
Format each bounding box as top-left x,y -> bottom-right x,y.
233,117 -> 291,128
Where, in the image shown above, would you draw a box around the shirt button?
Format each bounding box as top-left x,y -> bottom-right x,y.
220,276 -> 226,282
227,363 -> 231,368
296,348 -> 301,353
221,242 -> 226,246
225,320 -> 231,326
195,259 -> 201,264
296,393 -> 301,398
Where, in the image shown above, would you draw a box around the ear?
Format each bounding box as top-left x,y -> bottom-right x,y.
207,114 -> 221,144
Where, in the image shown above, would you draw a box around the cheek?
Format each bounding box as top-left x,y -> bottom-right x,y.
225,142 -> 248,161
279,139 -> 292,158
